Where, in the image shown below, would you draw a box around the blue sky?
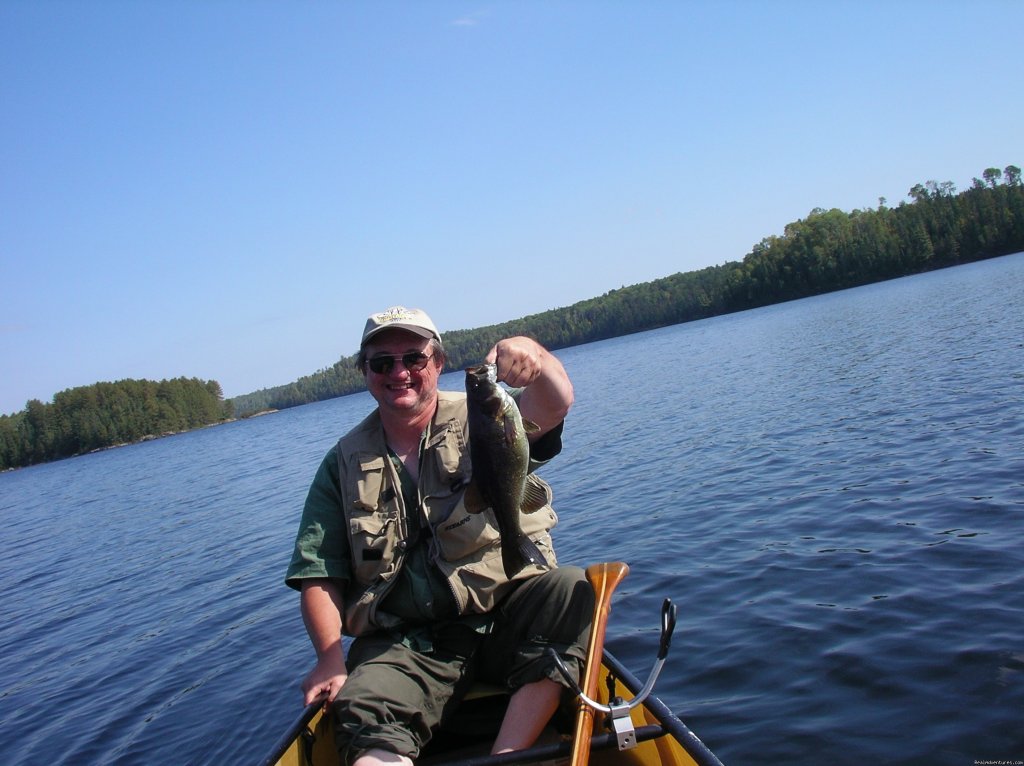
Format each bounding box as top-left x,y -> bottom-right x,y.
2,1 -> 1021,415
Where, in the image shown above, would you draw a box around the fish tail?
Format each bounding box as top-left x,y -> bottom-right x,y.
502,535 -> 550,579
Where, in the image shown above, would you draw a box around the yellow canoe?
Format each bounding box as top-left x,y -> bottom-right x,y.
258,648 -> 724,766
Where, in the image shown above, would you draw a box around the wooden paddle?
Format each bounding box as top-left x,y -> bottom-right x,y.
569,561 -> 630,766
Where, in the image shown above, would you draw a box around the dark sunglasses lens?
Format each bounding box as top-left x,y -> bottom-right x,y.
368,357 -> 394,374
404,353 -> 429,371
368,353 -> 430,374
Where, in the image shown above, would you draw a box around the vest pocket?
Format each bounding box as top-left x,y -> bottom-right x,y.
353,453 -> 386,512
519,505 -> 558,537
434,498 -> 501,563
348,510 -> 398,585
434,477 -> 559,565
346,452 -> 400,585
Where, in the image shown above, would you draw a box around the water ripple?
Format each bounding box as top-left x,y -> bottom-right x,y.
1,255 -> 1023,765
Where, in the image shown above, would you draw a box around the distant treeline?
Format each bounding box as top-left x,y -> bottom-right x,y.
4,166 -> 1020,467
0,378 -> 233,469
231,165 -> 1024,416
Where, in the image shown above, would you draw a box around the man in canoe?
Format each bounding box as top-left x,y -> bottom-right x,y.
285,306 -> 593,766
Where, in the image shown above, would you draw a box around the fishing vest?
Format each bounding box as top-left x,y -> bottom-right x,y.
335,391 -> 559,637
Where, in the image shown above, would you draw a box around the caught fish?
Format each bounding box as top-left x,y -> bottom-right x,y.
465,363 -> 551,578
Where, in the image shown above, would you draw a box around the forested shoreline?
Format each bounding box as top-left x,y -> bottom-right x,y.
4,165 -> 1022,469
231,165 -> 1024,415
0,378 -> 233,470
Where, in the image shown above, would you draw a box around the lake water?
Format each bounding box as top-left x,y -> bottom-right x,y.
1,253 -> 1022,766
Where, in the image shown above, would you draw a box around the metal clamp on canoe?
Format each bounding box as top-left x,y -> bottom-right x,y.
547,598 -> 677,750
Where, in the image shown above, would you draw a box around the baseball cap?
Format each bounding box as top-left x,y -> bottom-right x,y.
360,306 -> 442,348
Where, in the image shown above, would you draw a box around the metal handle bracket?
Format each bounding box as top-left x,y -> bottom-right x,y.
546,598 -> 677,751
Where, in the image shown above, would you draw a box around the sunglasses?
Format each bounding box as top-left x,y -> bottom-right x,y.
366,352 -> 433,375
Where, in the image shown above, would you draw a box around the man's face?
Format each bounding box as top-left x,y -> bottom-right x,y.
362,329 -> 443,418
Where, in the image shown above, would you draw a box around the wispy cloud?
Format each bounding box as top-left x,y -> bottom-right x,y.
450,9 -> 488,28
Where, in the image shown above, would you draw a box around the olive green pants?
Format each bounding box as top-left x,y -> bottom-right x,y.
331,566 -> 593,765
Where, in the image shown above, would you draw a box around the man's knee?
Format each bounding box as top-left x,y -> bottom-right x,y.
524,566 -> 595,629
351,748 -> 414,766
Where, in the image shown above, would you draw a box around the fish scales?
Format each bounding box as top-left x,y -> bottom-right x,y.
464,364 -> 550,578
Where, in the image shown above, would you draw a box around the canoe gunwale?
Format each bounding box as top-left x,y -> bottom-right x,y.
257,698 -> 321,766
600,650 -> 724,766
258,649 -> 724,766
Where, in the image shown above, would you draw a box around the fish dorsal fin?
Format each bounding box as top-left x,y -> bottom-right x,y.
519,476 -> 549,514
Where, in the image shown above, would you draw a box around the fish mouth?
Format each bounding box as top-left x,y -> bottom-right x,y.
465,363 -> 498,382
